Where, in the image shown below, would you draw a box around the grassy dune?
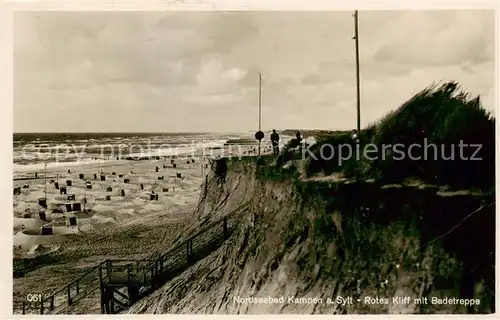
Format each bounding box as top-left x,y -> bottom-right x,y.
304,81 -> 495,190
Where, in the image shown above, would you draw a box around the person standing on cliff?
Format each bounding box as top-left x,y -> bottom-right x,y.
296,131 -> 302,143
271,129 -> 280,155
295,131 -> 302,152
351,129 -> 360,144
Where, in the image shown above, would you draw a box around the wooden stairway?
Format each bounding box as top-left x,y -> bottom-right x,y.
13,203 -> 247,315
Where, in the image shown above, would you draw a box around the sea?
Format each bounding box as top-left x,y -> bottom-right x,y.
13,132 -> 293,172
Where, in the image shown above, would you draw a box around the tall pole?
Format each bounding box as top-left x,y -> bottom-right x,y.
258,73 -> 262,156
259,73 -> 262,131
354,10 -> 361,133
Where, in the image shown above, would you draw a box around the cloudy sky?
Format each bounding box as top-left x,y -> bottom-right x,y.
14,10 -> 495,133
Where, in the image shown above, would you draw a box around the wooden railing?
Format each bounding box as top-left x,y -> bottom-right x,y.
13,263 -> 102,315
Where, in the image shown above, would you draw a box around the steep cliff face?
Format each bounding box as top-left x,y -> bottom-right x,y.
127,158 -> 495,314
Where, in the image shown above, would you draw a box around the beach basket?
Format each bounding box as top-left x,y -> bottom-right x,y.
72,203 -> 81,211
38,198 -> 47,208
38,211 -> 47,221
41,226 -> 53,235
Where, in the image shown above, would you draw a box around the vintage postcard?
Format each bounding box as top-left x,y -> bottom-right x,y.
3,1 -> 497,317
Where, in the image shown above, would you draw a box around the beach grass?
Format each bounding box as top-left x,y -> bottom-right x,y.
304,81 -> 495,190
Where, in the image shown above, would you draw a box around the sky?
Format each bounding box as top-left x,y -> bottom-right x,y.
14,10 -> 495,133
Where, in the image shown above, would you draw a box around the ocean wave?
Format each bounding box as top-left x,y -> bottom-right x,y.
13,133 -> 235,166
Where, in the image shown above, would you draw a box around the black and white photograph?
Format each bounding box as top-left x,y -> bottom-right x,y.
7,5 -> 496,315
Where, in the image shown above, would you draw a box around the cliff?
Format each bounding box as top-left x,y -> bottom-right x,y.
126,156 -> 495,314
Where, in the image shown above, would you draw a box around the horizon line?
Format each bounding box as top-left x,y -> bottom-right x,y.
13,128 -> 339,134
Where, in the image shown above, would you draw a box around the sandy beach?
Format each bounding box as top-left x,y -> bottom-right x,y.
14,158 -> 208,246
12,143 -> 276,309
13,158 -> 207,313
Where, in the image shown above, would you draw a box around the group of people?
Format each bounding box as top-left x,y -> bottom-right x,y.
268,129 -> 359,156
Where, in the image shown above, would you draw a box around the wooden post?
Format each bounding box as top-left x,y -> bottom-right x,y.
76,280 -> 80,295
107,260 -> 112,283
104,288 -> 110,314
98,265 -> 103,287
110,292 -> 114,314
50,296 -> 54,310
99,266 -> 105,314
67,286 -> 72,306
40,297 -> 44,314
22,301 -> 26,315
